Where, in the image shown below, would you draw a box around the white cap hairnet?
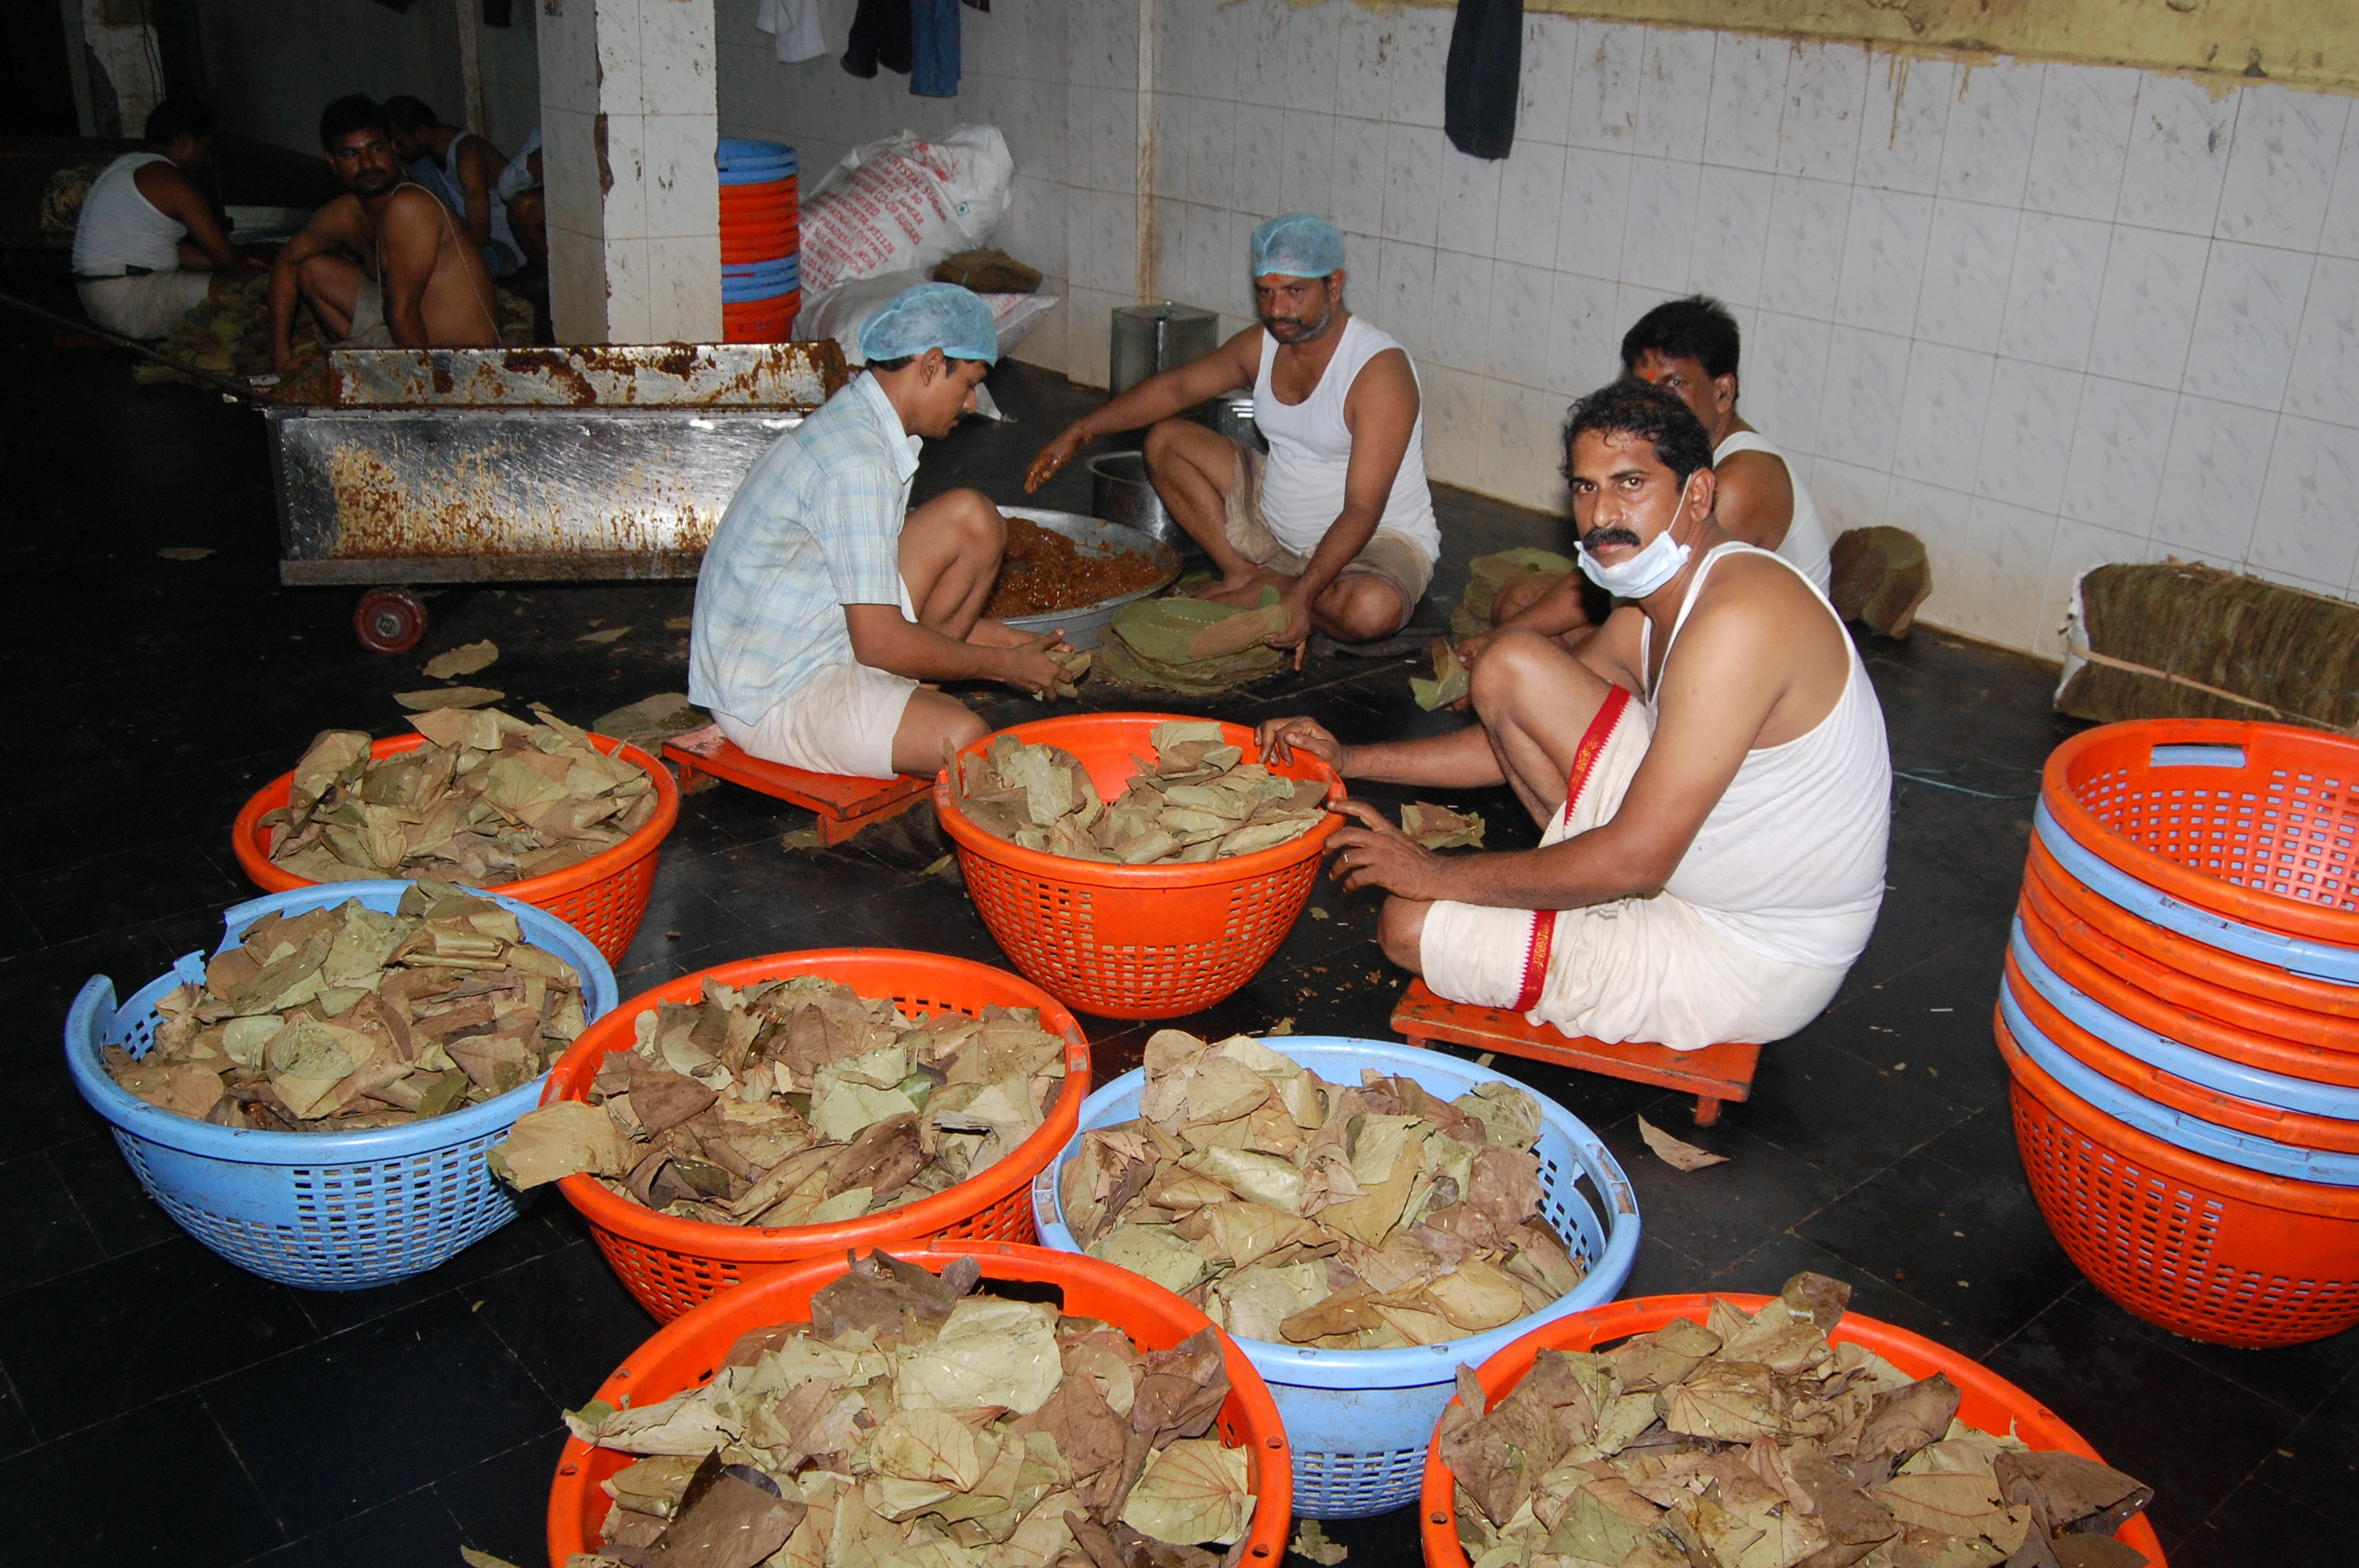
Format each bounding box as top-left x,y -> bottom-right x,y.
1249,212 -> 1345,279
857,282 -> 1000,365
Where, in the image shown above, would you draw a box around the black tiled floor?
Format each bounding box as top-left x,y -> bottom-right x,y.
0,318 -> 2341,1566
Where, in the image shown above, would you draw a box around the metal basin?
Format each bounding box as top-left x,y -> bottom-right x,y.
1087,451 -> 1202,560
994,507 -> 1180,650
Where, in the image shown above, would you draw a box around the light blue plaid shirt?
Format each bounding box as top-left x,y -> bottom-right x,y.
689,372 -> 921,726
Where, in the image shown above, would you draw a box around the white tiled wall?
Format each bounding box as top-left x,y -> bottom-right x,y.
713,0 -> 1136,385
1136,2 -> 2359,657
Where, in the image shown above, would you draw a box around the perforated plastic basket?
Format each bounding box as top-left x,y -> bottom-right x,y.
1033,1037 -> 1639,1518
935,714 -> 1345,1019
1997,1007 -> 2359,1347
543,950 -> 1091,1322
1421,1294 -> 2170,1568
64,881 -> 618,1290
2042,720 -> 2359,948
546,1241 -> 1292,1567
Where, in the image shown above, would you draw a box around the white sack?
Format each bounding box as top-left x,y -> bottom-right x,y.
799,125 -> 1016,296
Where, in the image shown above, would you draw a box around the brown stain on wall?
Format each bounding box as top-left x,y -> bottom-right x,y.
1360,0 -> 2359,96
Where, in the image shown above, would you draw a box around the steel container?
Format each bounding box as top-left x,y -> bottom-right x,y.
993,508 -> 1180,650
1087,451 -> 1201,560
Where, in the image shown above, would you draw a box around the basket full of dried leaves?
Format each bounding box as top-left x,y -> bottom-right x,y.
1034,1033 -> 1640,1519
231,706 -> 681,964
547,1243 -> 1292,1566
935,714 -> 1345,1018
516,949 -> 1092,1321
63,880 -> 618,1290
1423,1277 -> 2169,1568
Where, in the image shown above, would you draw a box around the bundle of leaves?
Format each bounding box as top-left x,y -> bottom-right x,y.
1062,1031 -> 1587,1351
261,706 -> 660,887
107,882 -> 589,1130
564,1250 -> 1258,1568
1098,592 -> 1286,695
489,978 -> 1067,1229
947,721 -> 1326,866
1438,1272 -> 2155,1568
1450,549 -> 1578,640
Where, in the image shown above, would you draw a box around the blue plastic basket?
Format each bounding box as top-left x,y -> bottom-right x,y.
2008,919 -> 2359,1119
1033,1036 -> 1639,1518
64,882 -> 619,1290
717,137 -> 795,176
722,256 -> 800,289
2000,985 -> 2359,1185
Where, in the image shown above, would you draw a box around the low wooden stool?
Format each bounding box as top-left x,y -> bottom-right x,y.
1390,978 -> 1760,1125
662,734 -> 930,846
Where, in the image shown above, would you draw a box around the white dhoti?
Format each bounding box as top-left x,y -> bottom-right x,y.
1420,687 -> 1848,1051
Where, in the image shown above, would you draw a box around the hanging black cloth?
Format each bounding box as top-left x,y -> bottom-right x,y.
841,0 -> 914,78
1444,0 -> 1522,160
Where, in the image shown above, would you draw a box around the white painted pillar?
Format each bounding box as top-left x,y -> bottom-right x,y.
536,0 -> 722,346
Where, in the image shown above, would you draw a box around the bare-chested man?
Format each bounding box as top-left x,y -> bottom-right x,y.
1479,296 -> 1833,655
269,95 -> 501,369
1261,380 -> 1888,1051
1024,214 -> 1440,663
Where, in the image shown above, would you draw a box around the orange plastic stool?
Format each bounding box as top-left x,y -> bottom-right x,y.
662,734 -> 928,845
1390,978 -> 1759,1125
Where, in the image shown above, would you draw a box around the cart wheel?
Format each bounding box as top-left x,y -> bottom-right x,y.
353,586 -> 426,654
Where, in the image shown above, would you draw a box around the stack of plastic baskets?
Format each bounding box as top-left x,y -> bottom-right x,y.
2003,718 -> 2359,1347
718,137 -> 798,342
1033,1036 -> 1640,1517
64,881 -> 618,1290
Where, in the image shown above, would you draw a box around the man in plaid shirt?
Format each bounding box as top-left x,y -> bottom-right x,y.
690,285 -> 1067,779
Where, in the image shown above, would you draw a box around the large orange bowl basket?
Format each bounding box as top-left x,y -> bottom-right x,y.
1421,1293 -> 2169,1568
545,1241 -> 1293,1568
542,949 -> 1091,1321
231,732 -> 678,966
934,714 -> 1345,1019
1997,1008 -> 2359,1348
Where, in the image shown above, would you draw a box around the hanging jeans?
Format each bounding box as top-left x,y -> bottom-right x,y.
911,0 -> 961,97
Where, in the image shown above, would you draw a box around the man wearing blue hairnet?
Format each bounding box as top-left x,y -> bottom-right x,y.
1026,214 -> 1441,662
690,283 -> 1069,779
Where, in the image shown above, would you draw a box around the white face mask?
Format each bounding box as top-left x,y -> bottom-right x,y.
1576,477 -> 1695,599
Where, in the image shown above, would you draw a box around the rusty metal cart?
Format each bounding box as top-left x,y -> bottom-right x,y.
263,343 -> 845,651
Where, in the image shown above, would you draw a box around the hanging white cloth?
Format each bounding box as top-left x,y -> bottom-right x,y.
755,0 -> 829,64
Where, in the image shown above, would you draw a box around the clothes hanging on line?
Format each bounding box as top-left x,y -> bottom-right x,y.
841,0 -> 913,78
1445,0 -> 1522,160
754,0 -> 828,65
911,0 -> 961,97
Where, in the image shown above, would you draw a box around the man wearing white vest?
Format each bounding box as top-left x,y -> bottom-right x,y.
1024,214 -> 1441,662
1260,380 -> 1889,1052
71,100 -> 263,340
1480,295 -> 1832,652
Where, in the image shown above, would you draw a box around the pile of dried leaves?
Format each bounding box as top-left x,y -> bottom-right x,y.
106,883 -> 590,1131
488,978 -> 1067,1228
1438,1272 -> 2155,1568
260,706 -> 660,887
1099,591 -> 1288,695
1061,1031 -> 1587,1351
563,1250 -> 1258,1568
947,721 -> 1327,866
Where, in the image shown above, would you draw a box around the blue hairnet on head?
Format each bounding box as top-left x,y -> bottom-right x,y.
857,282 -> 1000,365
1249,212 -> 1346,278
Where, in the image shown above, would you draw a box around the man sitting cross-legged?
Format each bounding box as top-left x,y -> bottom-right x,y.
1259,380 -> 1889,1051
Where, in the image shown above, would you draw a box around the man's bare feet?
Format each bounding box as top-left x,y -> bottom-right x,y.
1187,570 -> 1280,607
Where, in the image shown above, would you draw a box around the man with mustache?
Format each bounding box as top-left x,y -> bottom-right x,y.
268,96 -> 501,369
1024,213 -> 1439,661
1260,379 -> 1890,1052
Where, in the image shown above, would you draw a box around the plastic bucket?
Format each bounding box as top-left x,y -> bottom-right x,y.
544,1241 -> 1291,1566
1032,1036 -> 1641,1518
1998,1007 -> 2359,1346
1419,1294 -> 2169,1568
64,880 -> 618,1289
543,949 -> 1090,1321
721,292 -> 798,344
935,714 -> 1346,1019
231,732 -> 678,966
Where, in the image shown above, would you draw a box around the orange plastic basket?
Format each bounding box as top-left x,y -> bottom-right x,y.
2016,883 -> 2359,1087
934,714 -> 1345,1019
541,949 -> 1091,1321
544,1240 -> 1291,1568
2002,948 -> 2359,1154
2024,836 -> 2359,1025
1421,1293 -> 2168,1568
231,732 -> 678,966
1997,1007 -> 2359,1347
2044,719 -> 2359,945
722,292 -> 800,343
